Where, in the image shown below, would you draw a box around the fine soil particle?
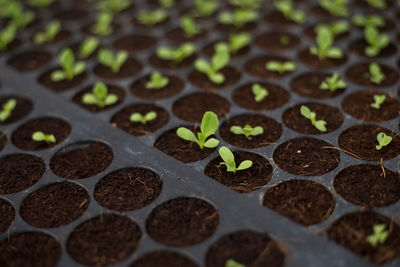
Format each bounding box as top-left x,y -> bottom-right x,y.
93,58 -> 143,80
130,74 -> 184,99
0,232 -> 61,267
244,55 -> 295,79
148,52 -> 197,69
342,91 -> 400,122
345,62 -> 399,88
233,82 -> 289,111
264,10 -> 297,27
146,197 -> 219,246
220,114 -> 282,148
11,117 -> 71,151
172,92 -> 230,123
111,103 -> 169,136
334,164 -> 400,207
0,154 -> 45,194
297,49 -> 348,69
205,230 -> 286,267
53,8 -> 89,21
94,168 -> 162,211
204,151 -> 273,193
7,50 -> 52,72
273,137 -> 340,176
188,66 -> 241,90
202,40 -> 250,58
282,103 -> 344,134
164,28 -> 208,44
38,68 -> 87,92
338,124 -> 400,161
50,141 -> 113,179
327,211 -> 400,264
0,95 -> 33,125
20,181 -> 90,228
263,180 -> 335,226
72,84 -> 125,113
349,39 -> 397,58
0,198 -> 14,234
255,31 -> 300,51
130,251 -> 199,267
304,24 -> 349,41
67,214 -> 142,266
290,72 -> 345,99
113,34 -> 157,53
30,30 -> 71,45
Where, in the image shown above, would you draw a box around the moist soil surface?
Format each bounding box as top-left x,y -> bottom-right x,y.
130,251 -> 199,267
7,50 -> 53,72
148,53 -> 197,69
244,55 -> 295,79
188,66 -> 241,90
0,133 -> 5,152
255,31 -> 300,51
348,39 -> 397,58
214,22 -> 257,34
264,10 -> 296,27
297,49 -> 348,69
0,95 -> 33,125
345,62 -> 399,88
112,34 -> 157,53
38,68 -> 87,92
53,8 -> 89,21
0,198 -> 14,234
130,74 -> 184,99
93,58 -> 143,80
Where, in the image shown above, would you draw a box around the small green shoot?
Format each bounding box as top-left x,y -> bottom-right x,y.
252,83 -> 268,102
32,131 -> 56,144
229,0 -> 261,9
265,60 -> 296,74
0,99 -> 16,121
230,124 -> 263,139
352,14 -> 385,28
82,82 -> 118,108
176,111 -> 219,149
130,111 -> 157,124
91,12 -> 113,36
274,0 -> 306,24
300,105 -> 327,132
98,48 -> 128,73
192,0 -> 218,17
0,23 -> 17,51
370,94 -> 386,109
319,73 -> 346,92
366,0 -> 386,9
280,34 -> 290,45
364,26 -> 390,57
376,132 -> 392,150
156,43 -> 195,64
33,20 -> 60,45
367,224 -> 389,247
96,0 -> 131,14
219,146 -> 253,173
310,26 -> 343,60
225,259 -> 245,267
28,0 -> 54,8
51,48 -> 86,82
9,4 -> 35,29
79,37 -> 100,59
315,21 -> 349,37
369,63 -> 385,84
146,72 -> 169,90
228,33 -> 250,53
138,9 -> 167,26
159,0 -> 175,8
218,9 -> 258,28
180,15 -> 201,38
319,0 -> 349,17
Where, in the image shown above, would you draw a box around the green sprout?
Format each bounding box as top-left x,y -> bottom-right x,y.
252,83 -> 268,102
91,12 -> 113,36
98,48 -> 128,73
229,0 -> 261,9
28,0 -> 54,8
370,94 -> 386,109
0,23 -> 17,51
192,0 -> 218,17
228,33 -> 250,53
159,0 -> 175,8
319,0 -> 349,17
194,43 -> 230,84
180,15 -> 201,38
364,26 -> 389,57
138,9 -> 167,26
146,72 -> 169,90
7,3 -> 35,29
310,26 -> 343,60
218,9 -> 258,28
367,224 -> 389,247
265,60 -> 296,74
366,0 -> 386,9
176,111 -> 220,149
156,43 -> 195,64
82,82 -> 118,108
376,132 -> 392,150
51,48 -> 86,82
33,20 -> 60,45
219,146 -> 253,173
274,0 -> 306,24
96,0 -> 131,14
225,259 -> 245,267
78,37 -> 100,59
368,63 -> 385,84
130,111 -> 157,124
352,14 -> 385,28
0,99 -> 16,121
32,131 -> 56,144
300,105 -> 327,132
230,124 -> 264,139
315,21 -> 349,37
319,73 -> 346,92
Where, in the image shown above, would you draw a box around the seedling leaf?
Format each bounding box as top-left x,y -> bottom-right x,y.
98,48 -> 128,73
252,83 -> 268,102
130,111 -> 157,124
82,82 -> 118,108
369,63 -> 385,84
219,146 -> 252,173
367,224 -> 389,247
0,99 -> 16,121
32,131 -> 56,144
79,37 -> 99,59
156,43 -> 195,64
146,72 -> 169,90
376,132 -> 392,150
370,94 -> 386,109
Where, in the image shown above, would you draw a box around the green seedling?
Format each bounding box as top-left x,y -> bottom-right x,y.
367,224 -> 389,247
310,26 -> 343,60
82,82 -> 118,108
0,99 -> 16,121
0,23 -> 17,51
265,60 -> 296,74
280,34 -> 290,45
176,111 -> 219,149
146,72 -> 169,90
369,63 -> 385,84
366,0 -> 386,9
138,9 -> 167,26
6,2 -> 35,29
156,43 -> 195,64
319,0 -> 349,17
79,37 -> 100,59
370,94 -> 386,109
194,43 -> 230,84
218,9 -> 258,28
159,0 -> 175,8
51,48 -> 86,82
229,0 -> 261,9
33,20 -> 60,45
180,16 -> 201,38
96,0 -> 130,14
252,83 -> 268,102
225,259 -> 245,267
315,21 -> 349,37
230,124 -> 263,139
274,0 -> 306,24
32,131 -> 56,144
28,0 -> 54,8
219,146 -> 253,173
98,48 -> 128,73
352,14 -> 385,28
130,111 -> 157,124
300,105 -> 327,132
319,73 -> 346,92
364,26 -> 389,57
228,33 -> 250,53
192,0 -> 218,17
376,132 -> 392,150
91,12 -> 113,36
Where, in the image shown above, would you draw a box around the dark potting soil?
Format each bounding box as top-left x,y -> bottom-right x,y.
297,49 -> 348,69
0,39 -> 21,55
38,68 -> 87,92
148,53 -> 197,69
94,167 -> 162,211
254,31 -> 300,52
50,141 -> 113,179
30,30 -> 71,46
204,151 -> 273,193
309,5 -> 337,19
132,17 -> 170,29
327,211 -> 400,264
188,66 -> 241,90
111,103 -> 169,136
7,50 -> 53,72
219,114 -> 282,148
164,28 -> 208,44
205,230 -> 286,267
112,34 -> 157,53
338,124 -> 400,161
0,154 -> 45,194
348,39 -> 397,58
0,95 -> 33,125
0,133 -> 5,152
67,214 -> 142,266
93,58 -> 143,80
202,40 -> 250,58
334,164 -> 400,207
263,180 -> 335,226
304,24 -> 349,41
214,22 -> 258,34
264,10 -> 297,27
244,55 -> 295,79
53,8 -> 89,21
273,137 -> 340,176
0,198 -> 14,234
11,117 -> 71,151
130,74 -> 184,99
130,251 -> 199,267
0,232 -> 61,267
146,197 -> 219,247
345,62 -> 399,88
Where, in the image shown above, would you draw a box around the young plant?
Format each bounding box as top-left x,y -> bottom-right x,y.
366,0 -> 386,9
96,0 -> 130,14
32,131 -> 56,144
146,71 -> 169,90
192,0 -> 218,17
228,33 -> 250,53
309,26 -> 343,60
176,111 -> 219,149
137,9 -> 167,26
130,111 -> 157,124
319,73 -> 347,92
367,224 -> 389,247
7,3 -> 35,29
274,0 -> 306,24
0,23 -> 17,51
82,82 -> 118,108
180,15 -> 201,38
370,94 -> 386,109
0,99 -> 16,121
376,132 -> 392,150
230,124 -> 264,139
364,26 -> 389,57
91,12 -> 113,36
219,146 -> 253,173
225,259 -> 245,267
33,20 -> 60,45
319,0 -> 349,17
252,83 -> 268,102
315,21 -> 349,37
28,0 -> 54,8
368,63 -> 385,84
352,14 -> 385,28
218,9 -> 258,28
300,105 -> 327,132
51,48 -> 86,82
156,43 -> 195,64
229,0 -> 261,10
98,48 -> 128,73
194,43 -> 230,84
265,60 -> 296,74
159,0 -> 175,8
78,37 -> 100,59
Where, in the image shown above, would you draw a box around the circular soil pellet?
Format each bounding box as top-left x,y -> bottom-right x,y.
94,168 -> 162,211
67,214 -> 142,266
148,52 -> 197,69
130,74 -> 184,99
93,58 -> 143,80
113,34 -> 157,53
334,164 -> 400,207
0,198 -> 14,234
255,31 -> 300,51
38,68 -> 87,92
130,250 -> 199,267
111,103 -> 169,136
50,141 -> 113,179
0,95 -> 33,125
172,93 -> 230,123
11,117 -> 71,151
244,55 -> 295,79
0,232 -> 61,267
20,181 -> 89,228
0,154 -> 45,194
349,39 -> 397,58
282,103 -> 344,134
146,197 -> 219,246
297,49 -> 348,69
205,230 -> 286,267
188,66 -> 241,90
327,211 -> 400,264
165,27 -> 208,44
338,124 -> 400,161
8,50 -> 52,72
263,180 -> 335,226
273,137 -> 340,176
345,62 -> 399,88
